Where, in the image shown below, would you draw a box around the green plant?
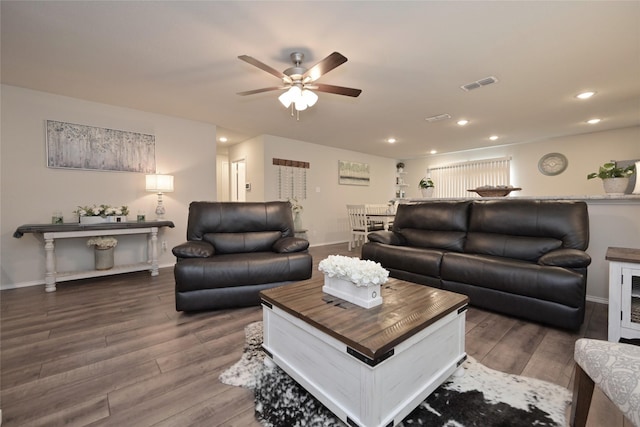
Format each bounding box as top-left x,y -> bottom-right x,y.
587,162 -> 635,180
419,178 -> 434,188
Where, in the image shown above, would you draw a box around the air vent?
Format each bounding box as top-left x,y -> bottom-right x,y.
461,76 -> 498,92
425,113 -> 452,123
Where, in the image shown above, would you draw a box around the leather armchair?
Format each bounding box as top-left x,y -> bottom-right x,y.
173,201 -> 312,311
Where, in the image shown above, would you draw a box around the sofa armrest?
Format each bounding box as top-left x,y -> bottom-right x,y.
367,231 -> 406,246
538,248 -> 592,268
273,237 -> 309,253
172,241 -> 215,258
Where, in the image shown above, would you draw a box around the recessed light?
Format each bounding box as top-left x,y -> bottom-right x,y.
576,91 -> 596,100
489,135 -> 499,141
457,119 -> 469,126
387,138 -> 397,144
587,118 -> 601,124
219,137 -> 228,143
430,150 -> 437,154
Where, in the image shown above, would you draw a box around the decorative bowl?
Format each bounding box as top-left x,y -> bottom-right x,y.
468,187 -> 522,197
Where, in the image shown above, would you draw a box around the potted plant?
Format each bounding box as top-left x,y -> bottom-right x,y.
86,236 -> 118,270
396,162 -> 405,173
587,162 -> 636,195
419,177 -> 435,197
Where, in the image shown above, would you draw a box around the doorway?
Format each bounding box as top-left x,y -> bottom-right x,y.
231,159 -> 246,202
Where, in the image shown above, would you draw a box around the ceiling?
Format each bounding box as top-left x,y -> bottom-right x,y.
2,1 -> 639,159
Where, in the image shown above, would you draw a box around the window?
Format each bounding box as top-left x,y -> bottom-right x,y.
428,157 -> 511,198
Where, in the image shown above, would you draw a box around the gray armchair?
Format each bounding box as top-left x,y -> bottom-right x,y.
173,201 -> 312,311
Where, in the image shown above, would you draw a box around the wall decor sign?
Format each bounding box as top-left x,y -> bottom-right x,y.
46,120 -> 156,173
339,160 -> 370,186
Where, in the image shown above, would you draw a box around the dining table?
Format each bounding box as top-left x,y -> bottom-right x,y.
366,212 -> 396,231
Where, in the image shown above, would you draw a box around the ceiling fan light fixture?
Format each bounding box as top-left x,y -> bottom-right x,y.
302,89 -> 318,107
295,100 -> 308,111
278,91 -> 293,108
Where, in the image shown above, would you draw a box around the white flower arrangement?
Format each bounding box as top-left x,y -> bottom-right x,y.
288,197 -> 303,214
318,255 -> 389,288
86,236 -> 118,249
75,204 -> 130,217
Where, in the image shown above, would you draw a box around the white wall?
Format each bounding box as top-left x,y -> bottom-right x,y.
228,136 -> 265,202
403,126 -> 640,199
261,135 -> 397,245
1,85 -> 217,288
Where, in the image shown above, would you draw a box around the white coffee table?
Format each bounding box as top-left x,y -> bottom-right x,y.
260,277 -> 468,427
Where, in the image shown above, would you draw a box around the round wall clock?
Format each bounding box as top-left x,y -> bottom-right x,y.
538,153 -> 568,176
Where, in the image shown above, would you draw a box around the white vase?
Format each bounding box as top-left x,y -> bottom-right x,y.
633,161 -> 640,194
294,212 -> 303,231
80,216 -> 108,225
421,187 -> 434,198
603,177 -> 629,195
322,275 -> 382,309
94,247 -> 114,270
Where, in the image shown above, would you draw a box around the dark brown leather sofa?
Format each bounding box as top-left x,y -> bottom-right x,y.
172,201 -> 312,311
361,200 -> 591,330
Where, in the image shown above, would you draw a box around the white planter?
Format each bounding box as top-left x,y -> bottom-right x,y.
108,216 -> 128,223
603,177 -> 629,195
322,275 -> 382,309
80,216 -> 108,225
94,247 -> 114,270
421,187 -> 434,198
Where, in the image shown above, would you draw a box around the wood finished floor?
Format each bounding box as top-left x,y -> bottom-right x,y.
0,243 -> 627,426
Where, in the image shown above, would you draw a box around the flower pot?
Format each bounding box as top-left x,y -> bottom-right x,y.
603,177 -> 629,195
94,247 -> 114,270
322,275 -> 382,309
293,212 -> 303,231
80,216 -> 108,225
421,187 -> 434,198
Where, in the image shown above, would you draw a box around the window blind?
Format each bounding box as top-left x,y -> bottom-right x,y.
428,157 -> 511,198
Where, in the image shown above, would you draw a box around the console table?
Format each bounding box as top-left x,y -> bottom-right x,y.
14,221 -> 175,292
606,247 -> 640,342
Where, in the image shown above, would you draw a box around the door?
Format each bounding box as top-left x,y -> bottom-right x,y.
231,159 -> 246,202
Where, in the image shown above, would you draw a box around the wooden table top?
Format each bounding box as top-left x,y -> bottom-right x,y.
260,277 -> 469,360
606,247 -> 640,264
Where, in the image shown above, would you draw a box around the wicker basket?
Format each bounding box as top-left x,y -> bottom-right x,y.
468,187 -> 522,197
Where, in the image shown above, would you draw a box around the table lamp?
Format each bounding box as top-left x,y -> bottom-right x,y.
145,174 -> 174,219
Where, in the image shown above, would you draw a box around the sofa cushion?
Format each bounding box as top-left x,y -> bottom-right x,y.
204,231 -> 282,254
273,237 -> 310,253
361,242 -> 443,278
465,232 -> 562,262
441,252 -> 584,307
468,200 -> 589,250
392,201 -> 471,251
172,241 -> 214,258
174,251 -> 312,292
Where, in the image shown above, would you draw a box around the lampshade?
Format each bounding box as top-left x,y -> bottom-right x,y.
145,174 -> 174,193
279,85 -> 317,111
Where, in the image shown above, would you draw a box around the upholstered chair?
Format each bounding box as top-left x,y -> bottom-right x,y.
572,338 -> 640,426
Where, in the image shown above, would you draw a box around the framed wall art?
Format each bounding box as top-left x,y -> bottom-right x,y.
339,160 -> 370,186
46,120 -> 156,173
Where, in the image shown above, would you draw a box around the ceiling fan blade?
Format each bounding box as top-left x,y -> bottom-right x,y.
312,83 -> 362,97
302,52 -> 348,82
238,55 -> 290,82
237,87 -> 287,96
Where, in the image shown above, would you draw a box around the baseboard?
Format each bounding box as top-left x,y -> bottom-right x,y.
586,295 -> 608,305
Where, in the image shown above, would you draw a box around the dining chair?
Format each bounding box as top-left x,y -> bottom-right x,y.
346,204 -> 369,251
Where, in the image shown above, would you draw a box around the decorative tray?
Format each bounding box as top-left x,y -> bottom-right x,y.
467,187 -> 522,197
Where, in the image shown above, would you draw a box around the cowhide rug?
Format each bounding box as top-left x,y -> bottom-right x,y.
220,322 -> 571,427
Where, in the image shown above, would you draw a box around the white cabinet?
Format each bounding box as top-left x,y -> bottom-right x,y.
607,247 -> 640,342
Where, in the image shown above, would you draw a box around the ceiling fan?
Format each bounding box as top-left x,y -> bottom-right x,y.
237,51 -> 362,117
